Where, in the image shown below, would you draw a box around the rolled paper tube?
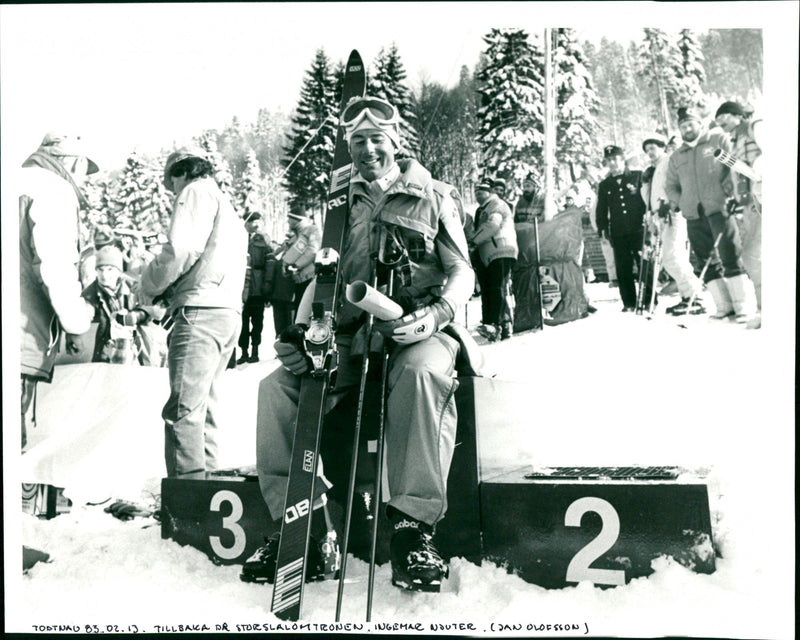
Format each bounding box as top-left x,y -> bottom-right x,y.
346,280 -> 404,320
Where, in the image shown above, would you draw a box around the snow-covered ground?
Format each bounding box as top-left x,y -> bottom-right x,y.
5,283 -> 795,638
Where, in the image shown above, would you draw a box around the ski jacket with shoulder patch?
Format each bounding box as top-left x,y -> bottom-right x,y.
665,127 -> 734,220
469,192 -> 519,266
334,159 -> 474,331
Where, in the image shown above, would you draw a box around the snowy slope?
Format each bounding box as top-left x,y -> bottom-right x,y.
6,284 -> 795,638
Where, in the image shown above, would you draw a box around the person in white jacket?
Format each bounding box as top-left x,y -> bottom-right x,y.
19,132 -> 98,449
640,134 -> 705,315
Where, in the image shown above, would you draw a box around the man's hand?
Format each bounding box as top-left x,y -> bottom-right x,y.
274,324 -> 309,375
725,197 -> 745,217
65,333 -> 84,355
115,309 -> 150,327
373,298 -> 454,345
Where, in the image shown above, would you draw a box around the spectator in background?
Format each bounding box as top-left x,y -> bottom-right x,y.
237,212 -> 274,364
280,202 -> 321,316
595,145 -> 651,311
19,132 -> 98,449
468,179 -> 518,341
665,107 -> 758,323
514,175 -> 546,224
139,146 -> 247,477
491,177 -> 514,209
80,245 -> 141,363
640,133 -> 705,315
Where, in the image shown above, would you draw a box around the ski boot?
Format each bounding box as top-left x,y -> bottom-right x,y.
239,530 -> 340,584
236,349 -> 249,365
476,324 -> 499,342
248,346 -> 260,363
666,298 -> 706,316
389,514 -> 448,593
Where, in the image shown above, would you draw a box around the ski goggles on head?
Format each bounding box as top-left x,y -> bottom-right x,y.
341,96 -> 399,130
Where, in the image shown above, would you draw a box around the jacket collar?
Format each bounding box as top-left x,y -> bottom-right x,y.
351,159 -> 434,203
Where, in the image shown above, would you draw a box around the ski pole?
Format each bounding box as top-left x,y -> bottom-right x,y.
635,214 -> 650,314
335,261 -> 378,622
366,268 -> 394,621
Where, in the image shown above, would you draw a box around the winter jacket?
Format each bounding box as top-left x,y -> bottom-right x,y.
665,127 -> 734,220
140,176 -> 247,314
595,169 -> 647,238
19,163 -> 95,381
469,193 -> 519,266
514,191 -> 545,224
729,119 -> 762,201
81,278 -> 138,363
335,159 -> 474,330
242,232 -> 274,300
281,218 -> 321,283
640,153 -> 672,211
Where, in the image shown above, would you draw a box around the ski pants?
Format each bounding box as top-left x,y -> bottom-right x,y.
238,296 -> 266,353
478,257 -> 516,327
659,214 -> 703,300
738,204 -> 762,309
686,210 -> 746,284
256,331 -> 460,527
162,306 -> 240,476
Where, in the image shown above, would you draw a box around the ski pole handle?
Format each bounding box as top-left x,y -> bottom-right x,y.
345,280 -> 403,321
713,149 -> 761,182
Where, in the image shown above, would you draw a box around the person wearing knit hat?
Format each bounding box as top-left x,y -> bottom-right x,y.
279,200 -> 321,319
80,244 -> 141,363
245,92 -> 474,592
713,100 -> 763,327
665,105 -> 758,323
95,245 -> 124,273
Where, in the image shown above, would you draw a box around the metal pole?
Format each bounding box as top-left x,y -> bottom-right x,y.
543,28 -> 557,220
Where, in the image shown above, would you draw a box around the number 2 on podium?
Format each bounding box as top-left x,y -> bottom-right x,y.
565,496 -> 625,586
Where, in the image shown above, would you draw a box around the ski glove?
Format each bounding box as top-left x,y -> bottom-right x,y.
274,323 -> 309,375
373,298 -> 454,345
65,333 -> 84,355
725,197 -> 745,218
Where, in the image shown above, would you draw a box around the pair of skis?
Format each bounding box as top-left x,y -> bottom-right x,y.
269,50 -> 370,622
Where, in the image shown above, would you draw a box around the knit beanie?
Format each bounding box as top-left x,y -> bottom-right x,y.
641,133 -> 667,152
715,101 -> 746,118
95,245 -> 124,271
677,107 -> 702,124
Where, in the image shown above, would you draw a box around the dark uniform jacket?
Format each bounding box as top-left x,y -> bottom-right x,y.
595,169 -> 647,239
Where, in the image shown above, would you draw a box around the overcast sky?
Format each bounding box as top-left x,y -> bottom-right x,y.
0,2 -> 796,171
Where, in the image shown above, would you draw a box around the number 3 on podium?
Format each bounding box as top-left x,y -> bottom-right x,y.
209,490 -> 247,560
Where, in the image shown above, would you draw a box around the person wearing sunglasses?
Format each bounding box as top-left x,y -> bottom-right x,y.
246,96 -> 475,593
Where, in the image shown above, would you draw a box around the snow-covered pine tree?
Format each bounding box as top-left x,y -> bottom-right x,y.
369,43 -> 420,159
638,29 -> 683,132
197,131 -> 235,199
476,28 -> 544,187
553,28 -> 600,186
237,148 -> 264,223
415,65 -> 481,200
282,47 -> 337,214
113,151 -> 172,234
675,29 -> 707,108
